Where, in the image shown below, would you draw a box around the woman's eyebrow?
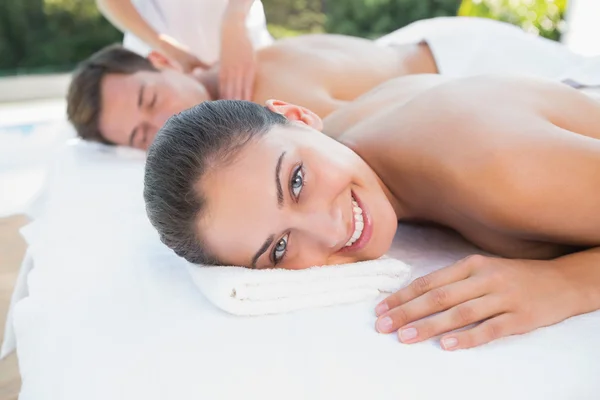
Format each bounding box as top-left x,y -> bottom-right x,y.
251,234 -> 274,269
275,151 -> 286,208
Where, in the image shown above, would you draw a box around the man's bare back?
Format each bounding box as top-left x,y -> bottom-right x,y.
250,35 -> 436,117
327,74 -> 600,259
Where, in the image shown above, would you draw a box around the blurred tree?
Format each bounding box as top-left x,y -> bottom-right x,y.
459,0 -> 568,40
40,0 -> 122,67
0,0 -> 46,70
324,0 -> 462,38
263,0 -> 325,37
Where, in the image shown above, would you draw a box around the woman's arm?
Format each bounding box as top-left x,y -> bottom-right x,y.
224,0 -> 256,21
96,0 -> 161,48
96,0 -> 210,71
553,247 -> 600,313
374,104 -> 600,350
375,249 -> 600,351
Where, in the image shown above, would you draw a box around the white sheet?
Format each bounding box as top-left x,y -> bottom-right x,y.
377,17 -> 587,80
5,140 -> 600,400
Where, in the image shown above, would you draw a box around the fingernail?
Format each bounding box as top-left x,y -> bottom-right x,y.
400,327 -> 418,342
377,317 -> 393,333
375,302 -> 389,316
442,337 -> 458,350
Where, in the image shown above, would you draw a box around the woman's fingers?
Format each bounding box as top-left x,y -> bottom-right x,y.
440,313 -> 519,350
234,70 -> 244,100
242,66 -> 255,101
376,255 -> 487,317
374,255 -> 566,350
395,295 -> 505,343
221,67 -> 254,100
376,274 -> 490,334
219,70 -> 231,99
221,69 -> 237,99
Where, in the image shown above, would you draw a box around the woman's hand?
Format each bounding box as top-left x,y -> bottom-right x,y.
219,15 -> 256,100
375,254 -> 582,350
157,34 -> 211,73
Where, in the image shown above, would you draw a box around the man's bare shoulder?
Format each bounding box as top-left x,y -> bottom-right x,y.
262,33 -> 374,50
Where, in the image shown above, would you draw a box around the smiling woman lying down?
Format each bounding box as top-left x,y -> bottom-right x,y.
143,73 -> 600,350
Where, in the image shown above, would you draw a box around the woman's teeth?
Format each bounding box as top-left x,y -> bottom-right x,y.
345,198 -> 364,247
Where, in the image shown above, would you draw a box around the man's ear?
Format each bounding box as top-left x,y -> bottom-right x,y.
265,99 -> 323,131
147,51 -> 180,71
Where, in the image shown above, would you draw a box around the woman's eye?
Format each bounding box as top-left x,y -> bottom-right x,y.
290,165 -> 304,199
273,234 -> 288,265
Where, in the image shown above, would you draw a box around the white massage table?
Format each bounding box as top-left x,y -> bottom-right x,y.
2,139 -> 599,400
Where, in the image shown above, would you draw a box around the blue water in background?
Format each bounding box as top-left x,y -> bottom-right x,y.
2,123 -> 37,136
0,99 -> 73,217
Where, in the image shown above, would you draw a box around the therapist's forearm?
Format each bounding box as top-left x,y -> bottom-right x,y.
96,0 -> 161,48
224,0 -> 255,21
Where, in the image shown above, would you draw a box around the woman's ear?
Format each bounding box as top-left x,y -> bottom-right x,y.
147,51 -> 180,71
265,99 -> 323,131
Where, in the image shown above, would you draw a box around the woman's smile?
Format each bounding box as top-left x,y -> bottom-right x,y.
337,190 -> 373,255
197,118 -> 398,270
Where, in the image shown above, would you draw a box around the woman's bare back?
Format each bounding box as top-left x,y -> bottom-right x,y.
332,75 -> 600,258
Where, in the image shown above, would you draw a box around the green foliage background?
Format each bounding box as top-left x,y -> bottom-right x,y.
323,0 -> 461,39
0,0 -> 568,75
458,0 -> 568,41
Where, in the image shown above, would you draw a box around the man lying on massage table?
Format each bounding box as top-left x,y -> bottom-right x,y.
66,17 -> 584,150
143,73 -> 600,351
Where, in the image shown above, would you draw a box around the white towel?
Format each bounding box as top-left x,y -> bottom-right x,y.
186,257 -> 412,316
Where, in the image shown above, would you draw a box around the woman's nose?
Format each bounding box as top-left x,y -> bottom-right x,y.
294,206 -> 347,249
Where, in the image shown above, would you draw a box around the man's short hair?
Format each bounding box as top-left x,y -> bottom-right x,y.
66,44 -> 157,144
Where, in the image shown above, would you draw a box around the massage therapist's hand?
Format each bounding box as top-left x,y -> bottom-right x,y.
374,255 -> 583,350
157,34 -> 211,73
219,14 -> 256,100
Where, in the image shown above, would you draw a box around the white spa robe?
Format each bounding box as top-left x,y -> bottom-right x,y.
123,0 -> 273,64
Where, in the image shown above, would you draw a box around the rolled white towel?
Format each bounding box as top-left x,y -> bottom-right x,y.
187,257 -> 412,316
